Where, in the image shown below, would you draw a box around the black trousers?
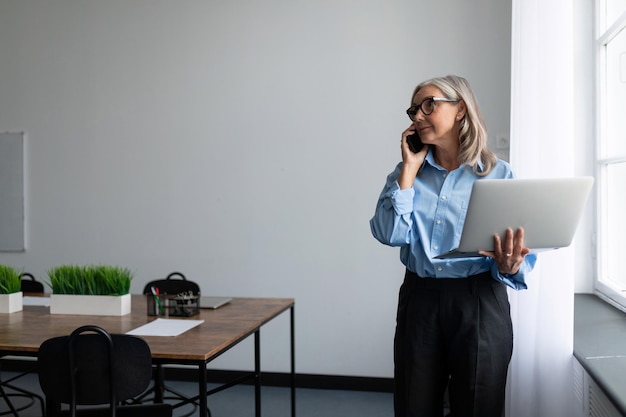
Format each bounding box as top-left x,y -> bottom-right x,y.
394,270 -> 513,417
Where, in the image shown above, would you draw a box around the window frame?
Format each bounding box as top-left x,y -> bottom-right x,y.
593,1 -> 626,309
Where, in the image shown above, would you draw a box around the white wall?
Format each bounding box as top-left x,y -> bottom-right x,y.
0,0 -> 511,378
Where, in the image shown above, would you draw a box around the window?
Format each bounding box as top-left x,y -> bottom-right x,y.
595,1 -> 626,306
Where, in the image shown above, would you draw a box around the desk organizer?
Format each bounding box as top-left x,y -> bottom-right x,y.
169,292 -> 199,317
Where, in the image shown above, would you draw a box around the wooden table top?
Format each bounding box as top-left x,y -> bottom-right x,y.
0,295 -> 294,363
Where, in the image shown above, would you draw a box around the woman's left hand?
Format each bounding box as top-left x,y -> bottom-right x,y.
479,227 -> 530,275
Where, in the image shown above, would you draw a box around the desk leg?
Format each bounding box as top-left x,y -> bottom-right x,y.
199,363 -> 208,417
255,329 -> 261,417
45,398 -> 60,417
291,305 -> 296,417
154,365 -> 164,403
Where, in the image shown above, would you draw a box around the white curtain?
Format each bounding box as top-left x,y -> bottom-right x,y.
506,1 -> 578,417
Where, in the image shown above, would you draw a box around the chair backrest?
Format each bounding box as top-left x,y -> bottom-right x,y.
20,272 -> 45,293
142,271 -> 200,296
38,325 -> 153,417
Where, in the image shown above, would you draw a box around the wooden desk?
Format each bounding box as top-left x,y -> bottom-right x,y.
0,295 -> 295,417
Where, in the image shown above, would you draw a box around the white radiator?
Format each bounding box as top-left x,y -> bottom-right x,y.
574,359 -> 622,417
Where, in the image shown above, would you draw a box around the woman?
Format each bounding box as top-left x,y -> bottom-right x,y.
370,75 -> 536,417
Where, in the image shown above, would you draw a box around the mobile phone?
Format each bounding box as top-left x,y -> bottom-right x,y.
406,133 -> 424,153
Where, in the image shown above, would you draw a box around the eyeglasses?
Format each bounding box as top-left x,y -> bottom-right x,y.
406,97 -> 458,120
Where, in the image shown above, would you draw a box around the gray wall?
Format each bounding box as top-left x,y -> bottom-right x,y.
0,0 -> 511,377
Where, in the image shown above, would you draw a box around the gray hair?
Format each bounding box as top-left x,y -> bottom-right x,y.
413,75 -> 497,176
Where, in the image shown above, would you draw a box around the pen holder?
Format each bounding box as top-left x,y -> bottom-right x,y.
147,293 -> 168,316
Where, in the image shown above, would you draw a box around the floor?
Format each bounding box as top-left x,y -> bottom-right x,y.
1,372 -> 394,417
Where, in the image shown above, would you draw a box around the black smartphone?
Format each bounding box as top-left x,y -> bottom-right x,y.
407,133 -> 424,153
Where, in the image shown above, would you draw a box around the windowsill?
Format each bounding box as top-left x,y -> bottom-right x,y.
574,293 -> 626,415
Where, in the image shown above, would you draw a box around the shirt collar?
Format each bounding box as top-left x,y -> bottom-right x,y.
424,149 -> 485,173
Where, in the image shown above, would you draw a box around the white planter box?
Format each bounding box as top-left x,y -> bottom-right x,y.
0,292 -> 23,313
50,293 -> 131,316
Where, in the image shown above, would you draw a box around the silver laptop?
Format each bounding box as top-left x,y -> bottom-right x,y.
434,177 -> 594,259
199,296 -> 232,309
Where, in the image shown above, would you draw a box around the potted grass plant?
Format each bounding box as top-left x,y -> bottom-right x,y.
47,265 -> 133,316
0,264 -> 23,313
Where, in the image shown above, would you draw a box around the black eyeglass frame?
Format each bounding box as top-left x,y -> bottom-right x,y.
406,97 -> 458,120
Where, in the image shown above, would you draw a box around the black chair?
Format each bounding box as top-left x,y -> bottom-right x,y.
19,272 -> 45,293
139,272 -> 201,414
0,273 -> 45,417
38,325 -> 172,417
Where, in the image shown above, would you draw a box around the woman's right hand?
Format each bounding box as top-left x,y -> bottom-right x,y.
398,125 -> 428,189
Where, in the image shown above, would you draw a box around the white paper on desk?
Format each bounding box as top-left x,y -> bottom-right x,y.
126,318 -> 204,337
22,296 -> 51,307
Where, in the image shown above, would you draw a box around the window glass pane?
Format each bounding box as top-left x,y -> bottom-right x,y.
605,27 -> 626,157
604,162 -> 626,287
607,0 -> 626,26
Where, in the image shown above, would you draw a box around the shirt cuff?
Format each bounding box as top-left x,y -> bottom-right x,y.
391,181 -> 415,215
492,264 -> 528,291
490,252 -> 537,290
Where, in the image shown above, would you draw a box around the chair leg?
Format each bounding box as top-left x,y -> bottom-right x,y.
1,382 -> 45,417
130,365 -> 203,417
0,381 -> 46,417
0,384 -> 20,417
135,365 -> 192,403
0,365 -> 46,417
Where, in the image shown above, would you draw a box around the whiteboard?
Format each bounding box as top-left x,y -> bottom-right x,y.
0,132 -> 25,251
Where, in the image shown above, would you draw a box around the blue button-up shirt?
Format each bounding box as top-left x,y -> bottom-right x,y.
370,151 -> 536,290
